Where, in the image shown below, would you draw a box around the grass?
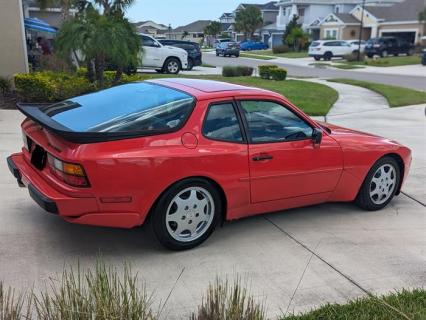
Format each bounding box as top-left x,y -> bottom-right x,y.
137,74 -> 338,116
240,53 -> 276,60
342,55 -> 421,67
281,289 -> 426,320
329,78 -> 426,107
248,50 -> 309,59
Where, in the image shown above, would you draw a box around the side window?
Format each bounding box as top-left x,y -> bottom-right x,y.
202,103 -> 243,143
240,101 -> 313,143
141,36 -> 157,47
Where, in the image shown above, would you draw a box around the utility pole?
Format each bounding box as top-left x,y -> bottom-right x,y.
357,0 -> 366,61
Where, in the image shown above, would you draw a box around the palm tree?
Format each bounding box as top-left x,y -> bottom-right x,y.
55,7 -> 140,86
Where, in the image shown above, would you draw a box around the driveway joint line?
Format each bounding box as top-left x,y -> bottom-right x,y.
263,216 -> 413,320
284,240 -> 320,316
158,267 -> 185,319
401,192 -> 426,207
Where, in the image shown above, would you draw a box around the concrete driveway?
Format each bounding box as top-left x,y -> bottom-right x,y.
0,107 -> 425,319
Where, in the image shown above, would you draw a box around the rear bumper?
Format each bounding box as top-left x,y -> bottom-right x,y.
7,153 -> 141,228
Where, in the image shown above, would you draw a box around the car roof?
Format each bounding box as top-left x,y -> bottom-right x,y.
147,78 -> 282,100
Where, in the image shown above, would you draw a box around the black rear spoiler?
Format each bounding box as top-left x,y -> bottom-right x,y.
17,103 -> 166,144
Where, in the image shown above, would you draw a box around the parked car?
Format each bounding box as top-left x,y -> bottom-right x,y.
159,40 -> 202,71
422,49 -> 426,66
8,79 -> 411,250
364,37 -> 414,58
308,40 -> 354,61
240,40 -> 268,51
139,34 -> 188,74
214,38 -> 232,48
346,40 -> 366,53
216,41 -> 240,57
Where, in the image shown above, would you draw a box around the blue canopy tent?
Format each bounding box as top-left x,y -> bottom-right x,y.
24,17 -> 57,33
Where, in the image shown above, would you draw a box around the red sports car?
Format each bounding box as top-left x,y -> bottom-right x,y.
8,79 -> 411,250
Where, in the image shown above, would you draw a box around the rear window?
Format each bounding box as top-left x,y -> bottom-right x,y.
310,41 -> 321,47
40,82 -> 195,133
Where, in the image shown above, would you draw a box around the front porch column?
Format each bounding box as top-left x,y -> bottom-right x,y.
371,24 -> 378,38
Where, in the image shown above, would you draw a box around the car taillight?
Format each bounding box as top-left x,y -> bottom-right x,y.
47,154 -> 90,187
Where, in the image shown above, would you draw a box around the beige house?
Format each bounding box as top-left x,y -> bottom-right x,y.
169,20 -> 212,43
0,0 -> 29,79
319,0 -> 425,44
135,20 -> 169,39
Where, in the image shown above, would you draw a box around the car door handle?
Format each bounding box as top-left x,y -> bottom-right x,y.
252,154 -> 273,161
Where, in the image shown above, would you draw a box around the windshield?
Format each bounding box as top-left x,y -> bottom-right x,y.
39,82 -> 195,133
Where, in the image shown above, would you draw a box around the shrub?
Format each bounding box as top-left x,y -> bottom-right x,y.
38,54 -> 75,73
270,67 -> 287,81
15,72 -> 92,102
272,44 -> 289,54
344,51 -> 365,62
258,65 -> 278,79
0,77 -> 10,96
222,66 -> 254,77
191,278 -> 266,320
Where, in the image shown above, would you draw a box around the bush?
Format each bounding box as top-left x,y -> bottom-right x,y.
222,66 -> 254,77
344,51 -> 365,62
272,44 -> 289,54
270,67 -> 287,81
0,281 -> 32,320
0,77 -> 10,96
191,278 -> 266,320
258,65 -> 278,79
15,72 -> 92,102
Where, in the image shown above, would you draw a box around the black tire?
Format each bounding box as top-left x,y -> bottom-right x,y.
164,58 -> 181,74
367,53 -> 374,58
187,58 -> 194,71
151,178 -> 222,250
407,49 -> 413,56
324,51 -> 333,61
356,156 -> 400,211
235,54 -> 240,58
380,50 -> 388,58
314,56 -> 321,61
216,51 -> 219,56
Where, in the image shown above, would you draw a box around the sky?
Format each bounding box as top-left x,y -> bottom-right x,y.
126,0 -> 271,27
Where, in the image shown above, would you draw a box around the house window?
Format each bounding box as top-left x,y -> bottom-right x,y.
325,29 -> 338,39
298,8 -> 305,17
334,5 -> 340,14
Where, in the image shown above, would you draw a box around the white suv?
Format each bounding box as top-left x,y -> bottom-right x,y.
139,34 -> 188,74
309,40 -> 354,61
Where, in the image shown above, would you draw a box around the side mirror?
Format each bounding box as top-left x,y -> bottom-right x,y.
312,128 -> 323,145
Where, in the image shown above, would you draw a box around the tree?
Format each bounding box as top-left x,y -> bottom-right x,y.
285,27 -> 308,51
181,31 -> 189,40
55,3 -> 140,86
419,7 -> 426,28
234,5 -> 263,40
204,21 -> 222,47
282,14 -> 299,46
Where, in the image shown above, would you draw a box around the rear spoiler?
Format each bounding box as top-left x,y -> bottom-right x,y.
17,103 -> 165,144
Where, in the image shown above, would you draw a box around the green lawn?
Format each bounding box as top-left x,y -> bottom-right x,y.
240,53 -> 276,60
281,289 -> 426,320
140,74 -> 338,116
342,55 -> 421,67
197,76 -> 338,116
333,64 -> 365,70
244,50 -> 309,59
329,78 -> 426,107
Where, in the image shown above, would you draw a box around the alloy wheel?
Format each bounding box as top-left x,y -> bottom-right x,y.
165,187 -> 215,242
167,61 -> 179,73
369,164 -> 397,205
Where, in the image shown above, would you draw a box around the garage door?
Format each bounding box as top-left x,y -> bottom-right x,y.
381,32 -> 416,44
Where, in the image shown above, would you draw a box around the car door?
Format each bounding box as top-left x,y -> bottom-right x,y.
238,99 -> 343,203
141,35 -> 162,68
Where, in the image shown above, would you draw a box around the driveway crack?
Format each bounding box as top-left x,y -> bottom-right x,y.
263,216 -> 413,320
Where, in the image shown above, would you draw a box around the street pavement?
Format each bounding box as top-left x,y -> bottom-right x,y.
0,84 -> 425,319
203,53 -> 426,91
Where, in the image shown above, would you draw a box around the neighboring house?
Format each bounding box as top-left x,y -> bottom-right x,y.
23,0 -> 75,30
134,20 -> 169,38
169,20 -> 212,43
318,0 -> 425,44
219,13 -> 235,24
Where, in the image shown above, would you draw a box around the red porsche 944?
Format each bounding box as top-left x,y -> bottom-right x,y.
7,79 -> 411,250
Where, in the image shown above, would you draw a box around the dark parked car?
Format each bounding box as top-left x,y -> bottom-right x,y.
422,49 -> 426,66
365,37 -> 414,58
159,40 -> 202,70
216,41 -> 240,57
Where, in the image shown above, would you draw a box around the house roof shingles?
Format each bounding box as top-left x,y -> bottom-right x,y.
335,13 -> 360,24
173,20 -> 212,33
365,0 -> 424,22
